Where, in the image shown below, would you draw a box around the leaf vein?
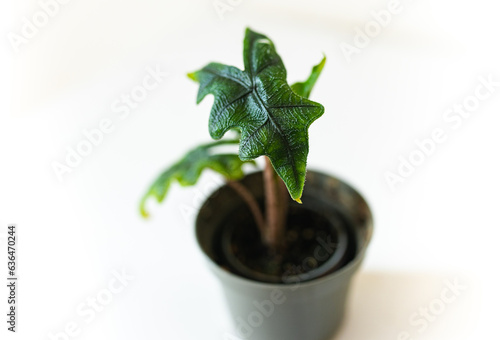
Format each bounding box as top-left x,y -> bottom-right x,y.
251,91 -> 299,184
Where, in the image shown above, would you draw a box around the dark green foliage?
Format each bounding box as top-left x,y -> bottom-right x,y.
189,28 -> 324,201
139,139 -> 254,217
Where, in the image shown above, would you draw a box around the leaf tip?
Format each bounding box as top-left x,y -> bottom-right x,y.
294,197 -> 303,204
139,202 -> 150,219
187,72 -> 198,81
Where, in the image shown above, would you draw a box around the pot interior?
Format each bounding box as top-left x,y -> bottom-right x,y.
219,200 -> 356,283
196,170 -> 373,284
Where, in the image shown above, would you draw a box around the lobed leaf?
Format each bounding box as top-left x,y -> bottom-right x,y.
190,28 -> 324,201
139,139 -> 254,218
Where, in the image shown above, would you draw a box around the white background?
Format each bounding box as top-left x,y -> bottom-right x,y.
1,0 -> 499,339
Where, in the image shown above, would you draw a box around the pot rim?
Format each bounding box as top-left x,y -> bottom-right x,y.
195,169 -> 374,289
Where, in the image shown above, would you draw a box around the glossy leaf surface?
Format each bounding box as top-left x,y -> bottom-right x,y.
189,28 -> 324,200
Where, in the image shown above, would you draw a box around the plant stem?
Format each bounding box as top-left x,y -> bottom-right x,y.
227,158 -> 289,253
263,157 -> 286,251
226,180 -> 267,236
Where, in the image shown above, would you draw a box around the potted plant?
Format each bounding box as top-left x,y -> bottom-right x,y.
140,28 -> 373,340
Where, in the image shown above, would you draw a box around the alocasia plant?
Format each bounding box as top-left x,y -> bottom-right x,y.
140,28 -> 325,251
188,29 -> 324,201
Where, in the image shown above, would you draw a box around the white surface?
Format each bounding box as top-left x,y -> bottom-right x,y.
1,1 -> 499,339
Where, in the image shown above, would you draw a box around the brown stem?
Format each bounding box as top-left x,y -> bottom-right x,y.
263,157 -> 286,250
226,180 -> 267,236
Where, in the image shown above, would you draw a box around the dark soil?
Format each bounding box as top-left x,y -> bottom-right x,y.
212,202 -> 357,283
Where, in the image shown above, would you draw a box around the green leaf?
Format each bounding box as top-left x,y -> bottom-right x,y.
139,139 -> 254,218
291,55 -> 326,99
190,28 -> 324,201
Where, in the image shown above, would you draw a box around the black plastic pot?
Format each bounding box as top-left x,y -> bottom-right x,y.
196,170 -> 373,340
